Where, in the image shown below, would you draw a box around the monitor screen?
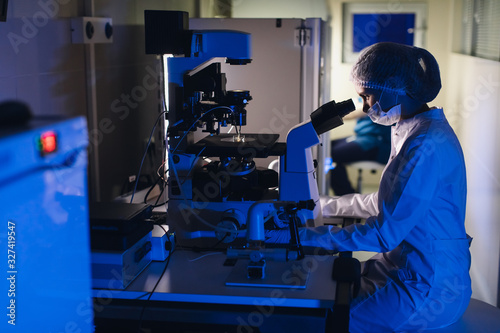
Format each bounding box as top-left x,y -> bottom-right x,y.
0,0 -> 8,22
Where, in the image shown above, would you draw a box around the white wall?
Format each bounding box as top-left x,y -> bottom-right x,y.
0,0 -> 203,202
0,1 -> 86,117
231,0 -> 328,20
446,53 -> 500,307
91,0 -> 201,201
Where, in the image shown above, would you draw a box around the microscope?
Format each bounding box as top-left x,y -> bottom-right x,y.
145,11 -> 355,279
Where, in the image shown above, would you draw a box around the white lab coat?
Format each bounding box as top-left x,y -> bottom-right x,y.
302,108 -> 472,332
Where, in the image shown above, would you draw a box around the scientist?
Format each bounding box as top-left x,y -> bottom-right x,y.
269,42 -> 472,332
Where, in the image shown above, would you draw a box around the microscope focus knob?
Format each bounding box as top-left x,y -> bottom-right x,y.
215,221 -> 238,243
215,209 -> 246,243
250,250 -> 264,262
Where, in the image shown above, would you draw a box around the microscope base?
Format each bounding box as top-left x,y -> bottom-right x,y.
225,259 -> 309,289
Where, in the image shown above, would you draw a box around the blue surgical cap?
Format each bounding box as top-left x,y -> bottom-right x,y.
350,42 -> 441,103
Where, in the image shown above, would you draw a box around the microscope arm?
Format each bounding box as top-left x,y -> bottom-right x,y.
279,99 -> 356,224
167,30 -> 251,86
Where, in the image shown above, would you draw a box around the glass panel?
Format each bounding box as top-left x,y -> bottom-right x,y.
474,0 -> 500,60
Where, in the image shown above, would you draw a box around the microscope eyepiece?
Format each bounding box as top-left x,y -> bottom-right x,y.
310,99 -> 356,135
332,99 -> 357,118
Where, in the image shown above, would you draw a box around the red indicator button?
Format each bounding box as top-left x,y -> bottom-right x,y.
38,131 -> 58,155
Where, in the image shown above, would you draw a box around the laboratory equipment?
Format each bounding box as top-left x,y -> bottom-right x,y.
150,224 -> 175,261
144,11 -> 354,276
0,115 -> 93,332
91,232 -> 152,289
89,202 -> 153,251
89,202 -> 154,289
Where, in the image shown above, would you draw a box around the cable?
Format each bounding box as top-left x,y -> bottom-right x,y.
209,233 -> 230,249
143,175 -> 162,204
135,252 -> 173,332
135,58 -> 171,331
170,106 -> 234,154
188,251 -> 222,262
156,160 -> 168,181
129,110 -> 167,204
136,225 -> 173,333
179,146 -> 206,186
143,178 -> 168,208
151,188 -> 168,208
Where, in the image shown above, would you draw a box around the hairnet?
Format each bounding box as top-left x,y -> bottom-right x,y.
350,42 -> 441,103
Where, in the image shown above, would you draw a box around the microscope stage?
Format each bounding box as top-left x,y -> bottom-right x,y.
186,133 -> 285,158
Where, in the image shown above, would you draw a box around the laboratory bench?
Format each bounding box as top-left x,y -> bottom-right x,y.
92,248 -> 338,333
89,204 -> 500,333
90,222 -> 500,333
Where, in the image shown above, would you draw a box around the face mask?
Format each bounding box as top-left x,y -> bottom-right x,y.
367,101 -> 402,126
